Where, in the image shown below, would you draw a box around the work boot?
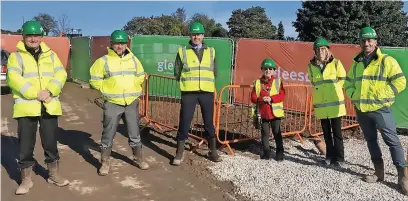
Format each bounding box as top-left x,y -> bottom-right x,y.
363,161 -> 384,183
47,160 -> 69,187
275,146 -> 284,162
208,137 -> 222,162
15,166 -> 34,195
261,148 -> 271,160
132,145 -> 149,170
396,166 -> 408,195
98,147 -> 111,176
172,140 -> 185,166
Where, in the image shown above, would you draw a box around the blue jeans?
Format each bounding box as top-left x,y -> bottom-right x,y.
356,107 -> 406,167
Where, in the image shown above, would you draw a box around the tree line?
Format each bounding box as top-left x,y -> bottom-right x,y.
2,1 -> 407,46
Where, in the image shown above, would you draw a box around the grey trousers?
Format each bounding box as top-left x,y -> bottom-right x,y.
356,107 -> 407,167
101,99 -> 141,149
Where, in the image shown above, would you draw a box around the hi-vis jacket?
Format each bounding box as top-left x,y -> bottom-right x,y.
89,48 -> 145,106
251,78 -> 285,118
344,48 -> 406,112
177,46 -> 216,92
308,57 -> 347,119
7,41 -> 67,118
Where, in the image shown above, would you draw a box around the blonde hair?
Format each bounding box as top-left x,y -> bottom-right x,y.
314,46 -> 332,65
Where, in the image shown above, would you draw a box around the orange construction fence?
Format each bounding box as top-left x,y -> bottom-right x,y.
141,74 -> 361,156
215,84 -> 309,155
143,74 -> 217,149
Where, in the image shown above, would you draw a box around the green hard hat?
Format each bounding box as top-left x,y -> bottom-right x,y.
261,58 -> 276,69
110,30 -> 128,43
359,26 -> 377,40
22,21 -> 43,35
189,22 -> 205,34
314,37 -> 330,49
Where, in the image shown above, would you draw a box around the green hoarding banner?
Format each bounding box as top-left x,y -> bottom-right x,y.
71,37 -> 91,82
381,47 -> 408,128
131,35 -> 233,102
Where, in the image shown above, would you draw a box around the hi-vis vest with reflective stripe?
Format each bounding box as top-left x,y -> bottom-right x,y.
178,46 -> 215,92
89,48 -> 145,106
344,48 -> 406,112
251,79 -> 285,118
308,58 -> 346,119
6,41 -> 67,118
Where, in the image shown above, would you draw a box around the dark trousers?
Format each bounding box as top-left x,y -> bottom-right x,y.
177,92 -> 215,141
17,111 -> 59,169
261,119 -> 283,153
321,117 -> 344,162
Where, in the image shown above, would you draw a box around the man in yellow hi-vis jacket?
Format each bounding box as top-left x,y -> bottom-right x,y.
89,30 -> 149,176
7,21 -> 69,195
344,26 -> 407,195
172,22 -> 222,165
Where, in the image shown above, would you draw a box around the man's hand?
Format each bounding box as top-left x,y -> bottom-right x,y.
44,96 -> 53,103
38,90 -> 51,101
262,96 -> 271,104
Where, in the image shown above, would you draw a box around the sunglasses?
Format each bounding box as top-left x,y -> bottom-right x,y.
263,68 -> 274,70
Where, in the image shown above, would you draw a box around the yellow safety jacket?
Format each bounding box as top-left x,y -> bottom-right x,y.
89,48 -> 145,106
344,48 -> 406,112
308,58 -> 347,119
6,41 -> 67,118
251,79 -> 285,118
178,46 -> 215,92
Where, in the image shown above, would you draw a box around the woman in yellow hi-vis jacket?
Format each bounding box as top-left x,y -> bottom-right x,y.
308,37 -> 347,168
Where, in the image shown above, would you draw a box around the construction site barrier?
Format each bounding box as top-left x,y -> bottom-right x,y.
307,90 -> 359,137
138,72 -> 148,118
144,74 -> 218,149
215,84 -> 310,155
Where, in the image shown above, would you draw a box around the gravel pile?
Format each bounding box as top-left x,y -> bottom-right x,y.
208,135 -> 408,201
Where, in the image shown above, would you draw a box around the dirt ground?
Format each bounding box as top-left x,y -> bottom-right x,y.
1,83 -> 248,201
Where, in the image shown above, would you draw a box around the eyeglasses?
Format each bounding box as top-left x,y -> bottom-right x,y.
263,68 -> 274,71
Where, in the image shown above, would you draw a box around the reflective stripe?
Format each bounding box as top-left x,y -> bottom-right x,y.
308,64 -> 314,85
15,52 -> 24,71
314,100 -> 345,108
7,67 -> 22,74
180,77 -> 214,82
109,71 -> 136,76
352,98 -> 395,104
54,66 -> 64,72
20,82 -> 31,94
51,79 -> 63,89
23,72 -> 39,78
132,56 -> 138,76
42,72 -> 54,77
389,83 -> 399,96
91,75 -> 103,80
102,56 -> 139,78
102,92 -> 141,98
182,66 -> 214,72
313,79 -> 337,86
182,46 -> 188,68
102,56 -> 110,77
136,72 -> 144,77
389,73 -> 404,81
15,97 -> 59,104
50,53 -> 55,66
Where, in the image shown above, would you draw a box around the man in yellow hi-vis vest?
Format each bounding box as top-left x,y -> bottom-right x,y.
7,21 -> 69,195
344,26 -> 407,195
172,22 -> 222,165
89,30 -> 149,176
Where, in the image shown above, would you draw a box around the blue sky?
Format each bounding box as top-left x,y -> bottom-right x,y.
1,1 -> 407,37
